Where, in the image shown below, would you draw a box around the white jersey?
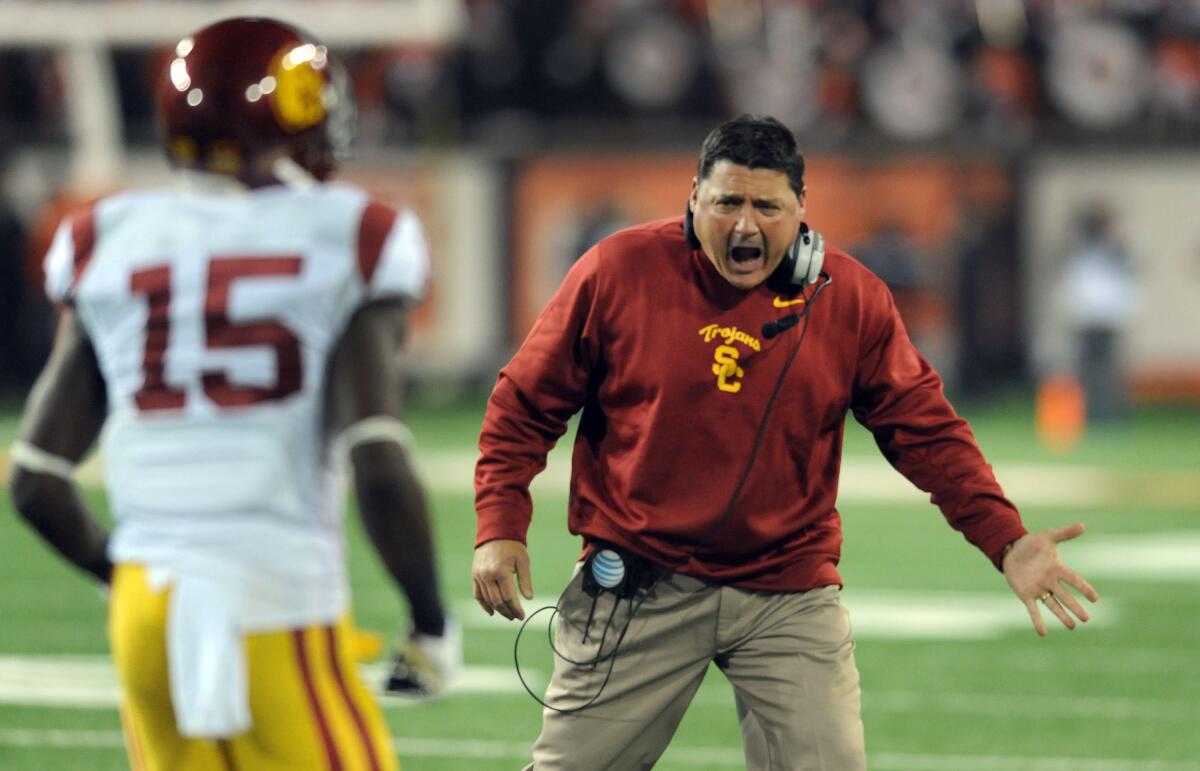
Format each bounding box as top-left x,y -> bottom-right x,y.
44,181 -> 429,630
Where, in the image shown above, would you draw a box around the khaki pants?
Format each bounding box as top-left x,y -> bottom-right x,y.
526,568 -> 865,770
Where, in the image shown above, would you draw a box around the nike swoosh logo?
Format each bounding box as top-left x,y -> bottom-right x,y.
773,296 -> 806,308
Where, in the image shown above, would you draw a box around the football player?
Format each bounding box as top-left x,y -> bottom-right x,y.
7,17 -> 458,771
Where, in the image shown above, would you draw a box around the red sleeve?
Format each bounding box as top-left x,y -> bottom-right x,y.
356,200 -> 398,285
70,210 -> 98,289
851,286 -> 1027,570
44,207 -> 98,305
474,248 -> 605,547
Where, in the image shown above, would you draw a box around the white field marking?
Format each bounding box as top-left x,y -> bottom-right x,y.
1069,531 -> 1200,581
687,687 -> 1200,723
840,589 -> 1116,639
9,446 -> 1195,507
391,738 -> 743,766
409,449 -> 1200,507
995,646 -> 1197,675
391,738 -> 747,766
0,728 -> 126,749
868,754 -> 1200,771
0,656 -> 539,709
9,651 -> 1194,725
457,589 -> 1117,641
1,730 -> 1197,771
0,655 -> 122,708
863,690 -> 1200,723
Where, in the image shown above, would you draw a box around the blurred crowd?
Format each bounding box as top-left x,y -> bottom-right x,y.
438,0 -> 1200,151
1,0 -> 1199,151
0,0 -> 1185,400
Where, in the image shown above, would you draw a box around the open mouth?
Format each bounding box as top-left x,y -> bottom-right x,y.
729,245 -> 764,274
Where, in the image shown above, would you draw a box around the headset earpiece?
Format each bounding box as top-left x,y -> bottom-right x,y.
803,227 -> 825,285
776,222 -> 825,287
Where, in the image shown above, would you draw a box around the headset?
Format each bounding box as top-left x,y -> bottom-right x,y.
515,205 -> 834,715
683,203 -> 825,288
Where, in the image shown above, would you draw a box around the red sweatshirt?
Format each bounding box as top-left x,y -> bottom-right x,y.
475,216 -> 1027,591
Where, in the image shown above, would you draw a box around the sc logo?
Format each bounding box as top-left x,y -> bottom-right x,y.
711,345 -> 744,393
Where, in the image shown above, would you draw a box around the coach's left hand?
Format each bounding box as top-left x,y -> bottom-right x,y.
472,539 -> 534,621
1003,523 -> 1100,636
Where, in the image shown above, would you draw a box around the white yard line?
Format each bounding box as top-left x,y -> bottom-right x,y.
391,736 -> 530,759
4,447 -> 1198,508
0,728 -> 125,748
0,656 -> 540,709
413,450 -> 1200,507
967,646 -> 1198,675
868,754 -> 1200,771
863,690 -> 1200,723
1,728 -> 1196,770
1068,532 -> 1200,580
1,653 -> 1194,725
683,687 -> 1200,724
459,589 -> 1120,641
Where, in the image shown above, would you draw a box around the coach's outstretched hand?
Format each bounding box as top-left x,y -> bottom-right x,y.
1003,523 -> 1100,636
473,539 -> 534,620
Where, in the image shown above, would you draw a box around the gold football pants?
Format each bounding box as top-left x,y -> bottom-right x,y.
109,563 -> 398,771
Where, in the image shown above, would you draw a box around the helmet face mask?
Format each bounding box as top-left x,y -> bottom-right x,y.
158,17 -> 355,187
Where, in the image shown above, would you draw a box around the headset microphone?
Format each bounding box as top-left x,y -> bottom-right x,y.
762,315 -> 801,339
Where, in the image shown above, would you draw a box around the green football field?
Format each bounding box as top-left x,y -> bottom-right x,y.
0,396 -> 1198,770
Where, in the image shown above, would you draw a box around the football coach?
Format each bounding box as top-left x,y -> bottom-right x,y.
472,114 -> 1099,770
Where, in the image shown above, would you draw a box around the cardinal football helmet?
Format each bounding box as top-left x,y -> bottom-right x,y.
157,17 -> 354,186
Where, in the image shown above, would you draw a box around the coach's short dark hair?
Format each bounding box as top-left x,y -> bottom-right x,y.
697,114 -> 805,195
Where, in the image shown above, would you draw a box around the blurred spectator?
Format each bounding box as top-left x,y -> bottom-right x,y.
954,200 -> 1024,400
604,11 -> 700,112
1043,17 -> 1148,131
813,6 -> 870,141
1149,34 -> 1200,133
0,52 -> 41,135
709,2 -> 822,132
560,199 -> 634,276
1056,201 -> 1137,422
966,45 -> 1039,149
853,222 -> 948,371
0,159 -> 28,392
861,39 -> 962,141
854,222 -> 924,302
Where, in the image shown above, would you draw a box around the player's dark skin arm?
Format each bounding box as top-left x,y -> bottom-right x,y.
328,300 -> 446,637
8,311 -> 112,584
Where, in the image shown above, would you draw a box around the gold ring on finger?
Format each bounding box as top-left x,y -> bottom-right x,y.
1038,592 -> 1053,602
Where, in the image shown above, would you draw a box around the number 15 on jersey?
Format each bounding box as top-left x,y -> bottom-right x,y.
130,255 -> 304,412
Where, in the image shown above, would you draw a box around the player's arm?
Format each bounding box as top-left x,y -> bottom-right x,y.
328,299 -> 446,637
329,300 -> 459,696
8,310 -> 112,585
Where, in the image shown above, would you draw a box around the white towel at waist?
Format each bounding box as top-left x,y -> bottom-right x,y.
161,569 -> 251,738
